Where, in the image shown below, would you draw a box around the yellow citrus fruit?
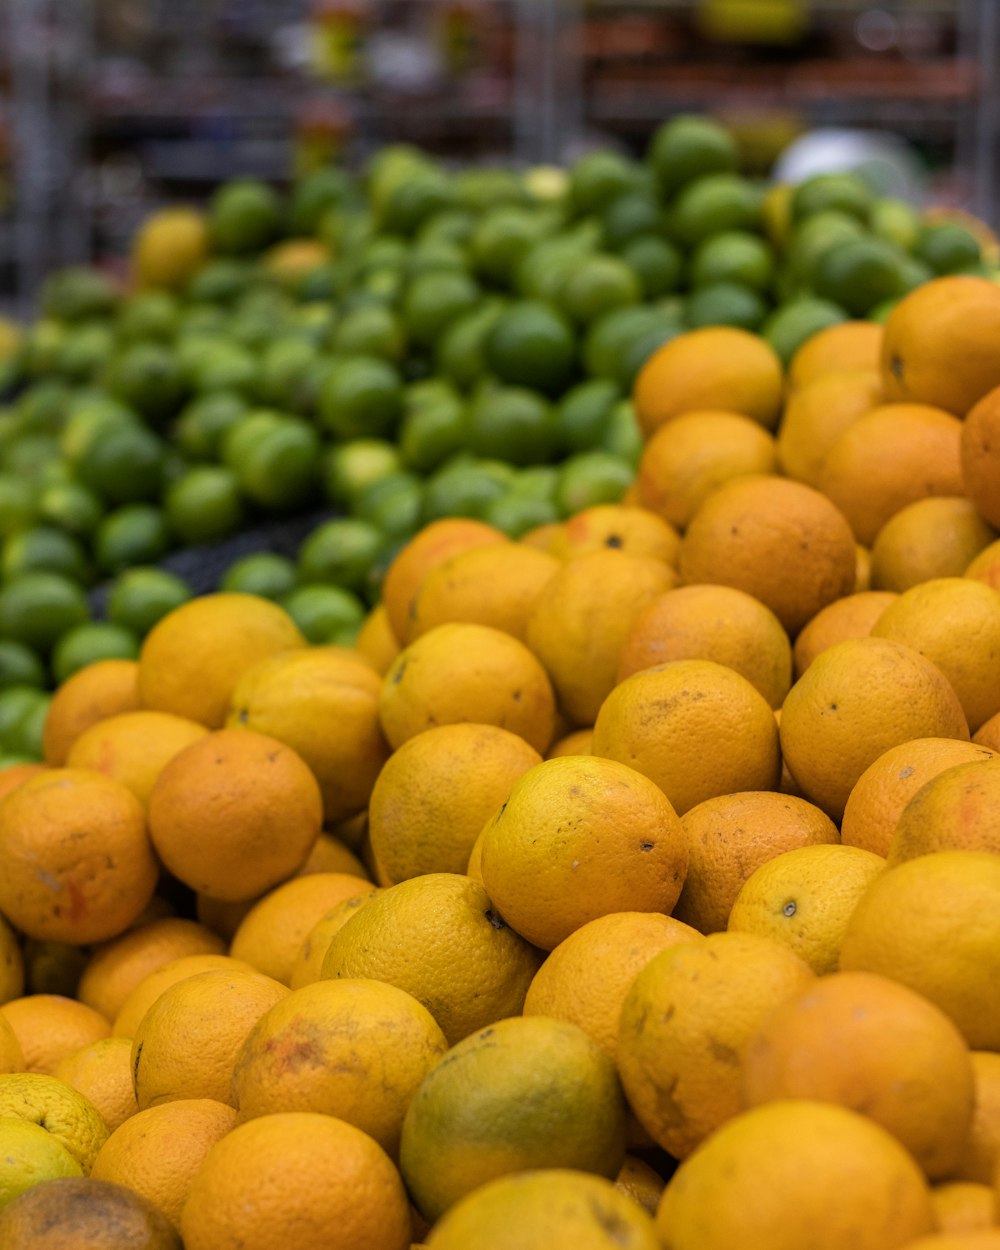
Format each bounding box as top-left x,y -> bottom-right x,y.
962,384 -> 1000,528
148,728 -> 323,901
673,791 -> 839,934
354,603 -> 401,675
593,659 -> 780,816
380,622 -> 555,753
839,851 -> 1000,1049
888,758 -> 1000,862
179,1111 -> 411,1250
0,995 -> 110,1076
478,755 -> 688,951
0,1174 -> 182,1248
112,955 -> 253,1040
779,636 -> 969,820
0,1072 -> 108,1173
678,475 -> 856,636
368,723 -> 541,883
792,589 -> 897,676
549,504 -> 681,566
0,1118 -> 82,1209
91,1097 -> 237,1231
614,1154 -> 666,1219
0,1014 -> 24,1074
966,540 -> 1000,592
897,1236 -> 1000,1249
546,726 -> 594,757
319,873 -> 541,1045
0,913 -> 24,1006
975,710 -> 1000,751
137,593 -> 306,729
777,369 -> 883,486
870,497 -> 997,593
130,968 -> 288,1109
132,206 -> 208,290
929,1183 -> 999,1234
656,1100 -> 933,1250
288,892 -> 380,990
399,1015 -> 627,1223
231,978 -> 447,1156
42,659 -> 140,767
787,319 -> 883,389
65,710 -> 208,807
617,932 -> 813,1158
53,1037 -> 138,1134
954,1051 -> 1000,1184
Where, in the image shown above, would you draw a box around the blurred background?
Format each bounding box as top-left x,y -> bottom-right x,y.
1,0 -> 997,312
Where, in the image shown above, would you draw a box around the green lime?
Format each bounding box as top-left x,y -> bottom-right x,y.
0,640 -> 46,690
323,438 -> 403,509
53,323 -> 115,384
0,572 -> 90,652
402,270 -> 481,349
569,150 -> 642,217
20,320 -> 65,377
220,552 -> 298,600
2,434 -> 61,480
117,290 -> 180,343
790,171 -> 873,223
647,114 -> 739,199
106,342 -> 187,424
484,301 -> 576,396
36,480 -> 104,538
317,356 -> 404,440
51,622 -> 139,685
41,266 -> 119,323
516,232 -> 597,303
685,281 -> 767,331
417,208 -> 476,247
914,222 -> 982,275
231,418 -> 321,512
668,174 -> 763,247
209,179 -> 284,255
14,380 -> 72,435
869,197 -> 921,251
105,566 -> 192,636
689,230 -> 775,292
0,476 -> 38,537
420,457 -> 511,524
761,297 -> 849,366
174,392 -> 248,461
399,390 -> 467,473
59,395 -> 136,461
280,583 -> 366,646
253,338 -> 319,409
220,410 -> 286,470
289,167 -> 356,235
483,493 -> 559,538
601,191 -> 663,251
4,694 -> 50,758
619,235 -> 684,299
583,304 -> 682,388
182,339 -> 259,399
897,255 -> 935,293
378,169 -> 454,237
510,465 -> 559,502
456,166 -> 526,212
554,451 -> 633,515
466,385 -> 556,465
556,254 -> 641,326
2,526 -> 92,586
869,297 -> 901,325
405,239 -> 469,279
470,206 -> 551,287
164,466 -> 245,545
297,518 -> 384,594
94,504 -> 170,575
358,235 -> 409,276
555,378 -> 621,453
352,471 -> 423,541
601,400 -> 644,467
435,300 -> 506,392
186,258 -> 255,305
73,423 -> 165,505
811,237 -> 907,316
786,210 -> 867,285
0,687 -> 50,755
330,305 -> 406,363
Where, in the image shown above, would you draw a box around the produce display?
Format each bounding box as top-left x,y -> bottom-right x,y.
0,112 -> 997,1249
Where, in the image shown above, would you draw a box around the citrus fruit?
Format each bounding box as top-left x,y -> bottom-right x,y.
0,995 -> 109,1076
53,1037 -> 138,1134
0,572 -> 90,655
0,1072 -> 108,1173
888,758 -> 1000,862
791,589 -> 896,676
484,301 -> 577,396
962,384 -> 1000,528
112,955 -> 254,1041
954,1051 -> 1000,1184
0,1119 -> 82,1210
870,497 -> 996,592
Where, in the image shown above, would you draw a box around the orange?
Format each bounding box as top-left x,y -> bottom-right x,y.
0,1174 -> 181,1248
130,967 -> 288,1109
962,385 -> 1000,528
743,970 -> 974,1177
614,1154 -> 666,1218
380,623 -> 555,753
548,504 -> 681,565
524,550 -> 676,726
786,319 -> 883,389
65,711 -> 208,807
842,737 -> 997,857
0,995 -> 109,1075
673,791 -> 839,934
231,978 -> 448,1156
0,1013 -> 24,1073
408,543 -> 560,644
967,540 -> 1000,592
180,1112 -> 411,1250
381,517 -> 507,644
778,636 -> 969,820
592,660 -> 780,816
41,659 -> 140,767
288,892 -> 380,990
546,726 -> 593,757
478,755 -> 687,951
817,403 -> 964,546
617,931 -> 813,1158
368,723 -> 541,883
898,1237 -> 1000,1249
148,729 -> 323,901
727,844 -> 885,974
839,851 -> 1000,1049
53,1036 -> 138,1133
519,521 -> 563,553
137,593 -> 306,729
975,711 -> 1000,751
228,872 -> 374,985
635,410 -> 777,530
617,583 -> 792,708
655,1100 -> 933,1250
855,541 -> 873,591
0,769 -> 157,944
91,1098 -> 237,1230
112,954 -> 254,1040
872,578 -> 1000,732
319,873 -> 541,1045
792,589 -> 896,676
0,761 -> 46,804
930,1184 -> 998,1233
678,475 -> 856,635
881,276 -> 1000,415
77,917 -> 227,1023
633,327 -> 784,437
399,1015 -> 626,1223
521,911 -> 701,1060
226,646 -> 389,823
955,1052 -> 1000,1184
354,602 -> 401,675
192,895 -> 253,941
888,759 -> 1000,862
776,369 -> 883,486
871,497 -> 997,592
0,913 -> 24,1006
424,1169 -> 660,1250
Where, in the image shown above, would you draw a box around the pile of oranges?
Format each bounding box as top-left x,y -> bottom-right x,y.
0,274 -> 997,1248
